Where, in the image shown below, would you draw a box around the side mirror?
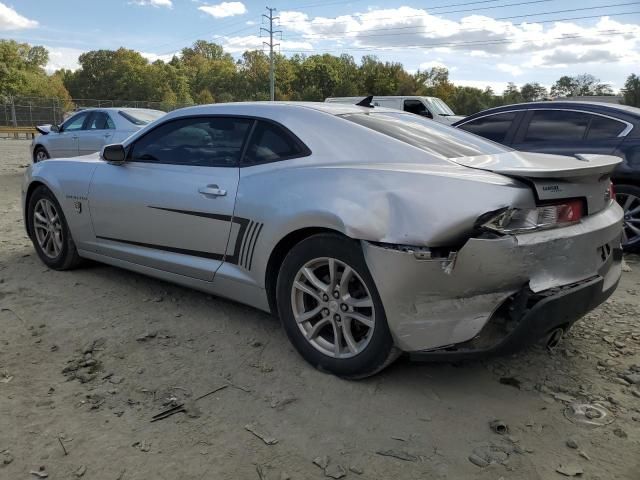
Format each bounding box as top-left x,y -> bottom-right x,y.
50,124 -> 60,133
419,110 -> 433,119
101,144 -> 126,164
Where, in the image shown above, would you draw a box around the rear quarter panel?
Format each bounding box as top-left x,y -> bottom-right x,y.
235,157 -> 534,290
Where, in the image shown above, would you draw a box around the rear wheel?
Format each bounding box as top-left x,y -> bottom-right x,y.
276,233 -> 397,378
616,184 -> 640,250
33,146 -> 49,162
27,185 -> 82,270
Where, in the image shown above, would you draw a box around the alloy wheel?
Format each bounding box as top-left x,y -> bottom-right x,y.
616,192 -> 640,247
33,198 -> 63,258
35,149 -> 48,162
290,257 -> 375,359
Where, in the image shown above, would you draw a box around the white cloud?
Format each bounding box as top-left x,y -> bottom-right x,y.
220,35 -> 312,53
141,51 -> 179,62
454,79 -> 514,94
418,60 -> 455,71
44,46 -> 85,73
199,2 -> 246,18
496,63 -> 523,76
132,0 -> 173,7
277,8 -> 640,70
0,2 -> 38,30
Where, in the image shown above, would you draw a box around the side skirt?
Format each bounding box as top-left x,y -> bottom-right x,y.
78,249 -> 271,313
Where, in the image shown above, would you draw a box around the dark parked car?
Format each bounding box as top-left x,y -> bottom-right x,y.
453,102 -> 640,248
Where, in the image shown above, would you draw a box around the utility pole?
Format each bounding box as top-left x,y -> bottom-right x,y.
261,7 -> 280,101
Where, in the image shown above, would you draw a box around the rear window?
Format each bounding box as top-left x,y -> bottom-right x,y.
342,112 -> 508,158
119,109 -> 165,126
587,116 -> 626,140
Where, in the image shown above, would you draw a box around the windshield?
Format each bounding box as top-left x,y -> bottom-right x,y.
341,111 -> 509,159
119,109 -> 165,125
425,97 -> 456,116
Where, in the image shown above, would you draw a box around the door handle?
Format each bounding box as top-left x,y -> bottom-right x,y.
198,185 -> 227,197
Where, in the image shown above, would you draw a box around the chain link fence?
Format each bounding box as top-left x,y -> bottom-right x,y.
1,95 -> 193,127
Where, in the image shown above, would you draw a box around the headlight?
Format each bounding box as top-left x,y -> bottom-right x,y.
482,200 -> 584,234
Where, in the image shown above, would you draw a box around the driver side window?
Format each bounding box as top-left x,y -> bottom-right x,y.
129,116 -> 252,167
62,112 -> 89,132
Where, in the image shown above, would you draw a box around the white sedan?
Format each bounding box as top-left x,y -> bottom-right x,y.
31,108 -> 165,162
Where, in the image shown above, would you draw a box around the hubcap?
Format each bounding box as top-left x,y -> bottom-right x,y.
291,257 -> 375,359
33,198 -> 63,259
616,192 -> 640,247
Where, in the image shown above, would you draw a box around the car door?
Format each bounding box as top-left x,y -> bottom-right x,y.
46,111 -> 89,157
78,111 -> 115,155
87,116 -> 254,281
512,109 -> 627,157
455,111 -> 523,145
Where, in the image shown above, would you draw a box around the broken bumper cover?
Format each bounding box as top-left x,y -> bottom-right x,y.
362,202 -> 623,353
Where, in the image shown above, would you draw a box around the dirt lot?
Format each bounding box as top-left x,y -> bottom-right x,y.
1,139 -> 639,480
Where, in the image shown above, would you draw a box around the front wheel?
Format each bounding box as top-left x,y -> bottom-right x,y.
33,146 -> 49,162
276,233 -> 397,378
27,185 -> 82,270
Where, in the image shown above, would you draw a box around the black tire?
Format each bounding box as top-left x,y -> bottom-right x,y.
615,184 -> 640,251
27,185 -> 82,270
33,146 -> 49,163
276,233 -> 398,379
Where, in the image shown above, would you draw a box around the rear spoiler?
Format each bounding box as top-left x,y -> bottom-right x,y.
35,125 -> 52,135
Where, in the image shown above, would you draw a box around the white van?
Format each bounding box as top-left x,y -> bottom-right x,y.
325,96 -> 464,125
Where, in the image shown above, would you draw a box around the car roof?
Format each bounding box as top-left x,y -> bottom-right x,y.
165,101 -> 399,119
71,107 -> 165,113
456,101 -> 640,120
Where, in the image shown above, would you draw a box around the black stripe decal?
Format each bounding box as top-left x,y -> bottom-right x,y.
242,221 -> 258,268
239,220 -> 253,267
96,236 -> 224,261
143,206 -> 261,267
148,206 -> 232,222
247,223 -> 263,271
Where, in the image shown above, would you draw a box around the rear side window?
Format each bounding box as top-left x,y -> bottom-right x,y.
130,116 -> 252,167
243,121 -> 309,165
458,112 -> 517,143
342,112 -> 508,158
587,116 -> 626,140
87,112 -> 115,130
524,110 -> 590,142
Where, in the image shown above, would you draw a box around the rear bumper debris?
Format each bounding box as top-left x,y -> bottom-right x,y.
362,202 -> 623,353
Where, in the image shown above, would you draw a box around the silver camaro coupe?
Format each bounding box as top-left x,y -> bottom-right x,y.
22,102 -> 623,378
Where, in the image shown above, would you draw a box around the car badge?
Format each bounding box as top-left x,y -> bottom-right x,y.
73,201 -> 82,214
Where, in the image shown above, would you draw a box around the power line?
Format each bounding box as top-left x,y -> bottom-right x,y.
279,4 -> 640,41
278,0 -> 558,24
277,29 -> 636,53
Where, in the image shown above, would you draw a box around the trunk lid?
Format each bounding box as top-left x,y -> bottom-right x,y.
452,151 -> 621,214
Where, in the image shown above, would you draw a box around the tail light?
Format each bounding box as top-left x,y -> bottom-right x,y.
483,199 -> 584,234
606,182 -> 615,202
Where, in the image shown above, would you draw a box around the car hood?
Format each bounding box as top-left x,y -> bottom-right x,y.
439,115 -> 465,125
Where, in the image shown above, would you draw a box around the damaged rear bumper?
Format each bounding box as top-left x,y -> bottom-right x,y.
362,202 -> 623,353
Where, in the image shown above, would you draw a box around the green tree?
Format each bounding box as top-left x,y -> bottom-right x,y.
502,82 -> 523,105
520,82 -> 548,102
550,74 -> 612,97
0,40 -> 70,100
622,74 -> 640,107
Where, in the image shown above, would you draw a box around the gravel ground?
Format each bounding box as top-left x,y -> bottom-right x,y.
1,139 -> 639,480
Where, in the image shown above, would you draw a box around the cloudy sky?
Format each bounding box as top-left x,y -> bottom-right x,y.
2,0 -> 639,93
